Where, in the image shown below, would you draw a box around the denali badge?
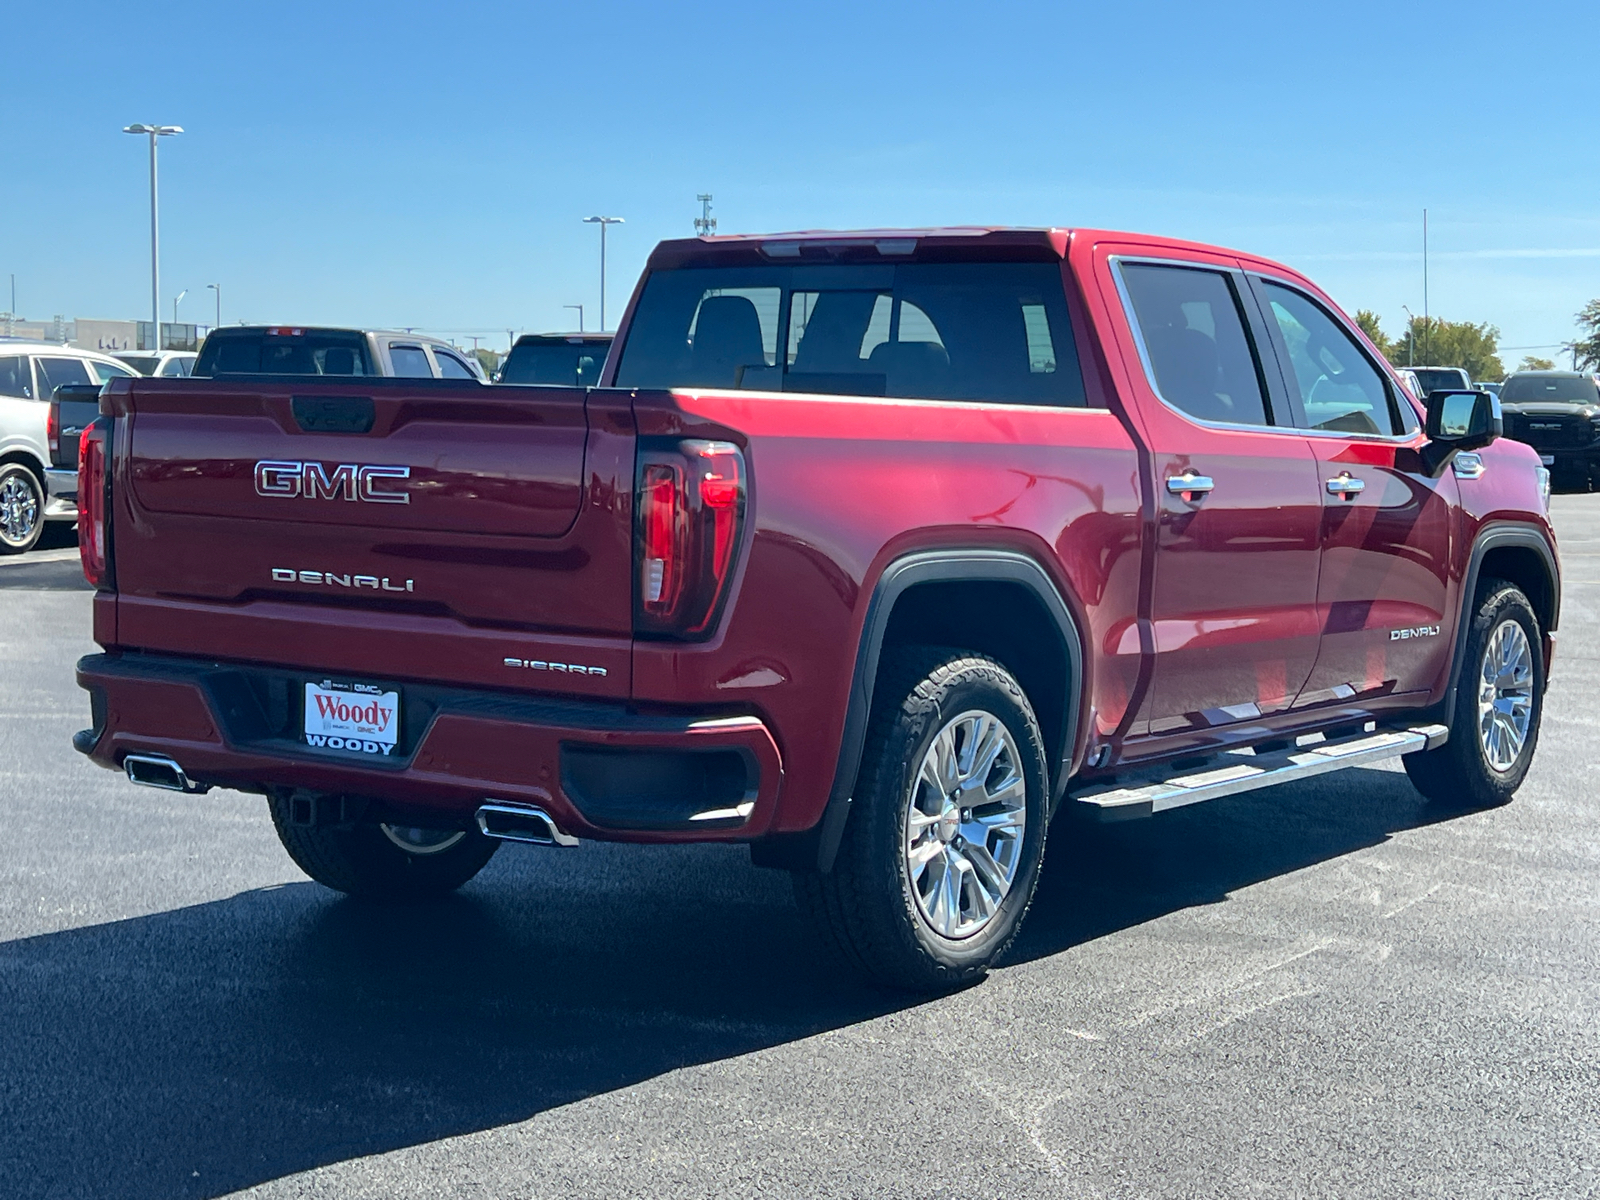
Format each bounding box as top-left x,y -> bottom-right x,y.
255,460 -> 411,504
1390,625 -> 1441,641
504,656 -> 608,677
272,568 -> 414,592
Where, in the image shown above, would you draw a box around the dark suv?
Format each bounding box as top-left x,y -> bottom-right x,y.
1499,370 -> 1600,490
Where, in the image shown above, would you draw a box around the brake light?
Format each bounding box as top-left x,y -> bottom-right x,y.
635,439 -> 746,638
78,419 -> 110,589
47,401 -> 59,458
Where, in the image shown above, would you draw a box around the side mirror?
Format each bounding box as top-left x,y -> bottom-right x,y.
1422,388 -> 1500,475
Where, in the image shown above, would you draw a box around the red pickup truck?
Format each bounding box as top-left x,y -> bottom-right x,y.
74,227 -> 1558,992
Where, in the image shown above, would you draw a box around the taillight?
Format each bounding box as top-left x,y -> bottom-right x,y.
635,439 -> 746,638
78,419 -> 111,589
47,401 -> 59,458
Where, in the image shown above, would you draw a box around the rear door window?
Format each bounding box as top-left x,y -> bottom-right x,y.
389,344 -> 433,378
615,262 -> 1084,406
1259,282 -> 1405,436
90,360 -> 136,383
33,357 -> 93,398
433,349 -> 476,379
0,356 -> 33,398
1118,262 -> 1271,427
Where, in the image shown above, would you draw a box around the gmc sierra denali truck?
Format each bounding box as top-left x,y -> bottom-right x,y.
73,227 -> 1558,992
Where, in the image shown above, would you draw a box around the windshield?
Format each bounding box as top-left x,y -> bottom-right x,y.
614,262 -> 1084,406
500,340 -> 610,385
193,330 -> 374,377
1409,367 -> 1469,395
1502,374 -> 1600,404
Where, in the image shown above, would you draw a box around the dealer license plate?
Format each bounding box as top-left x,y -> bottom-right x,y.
1540,454 -> 1555,465
303,679 -> 400,755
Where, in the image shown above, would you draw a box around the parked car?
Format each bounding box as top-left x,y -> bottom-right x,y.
497,332 -> 613,386
1474,381 -> 1503,398
74,227 -> 1556,992
1396,368 -> 1423,400
192,327 -> 487,381
115,350 -> 197,377
1498,370 -> 1600,491
0,340 -> 137,552
1407,366 -> 1472,396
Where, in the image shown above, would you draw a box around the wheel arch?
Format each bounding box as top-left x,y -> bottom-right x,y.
1442,523 -> 1560,723
812,550 -> 1085,873
0,449 -> 47,482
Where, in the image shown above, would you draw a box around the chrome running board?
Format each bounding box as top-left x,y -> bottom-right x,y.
1073,724 -> 1449,821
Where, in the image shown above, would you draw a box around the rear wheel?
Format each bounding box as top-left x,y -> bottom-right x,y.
268,795 -> 498,899
0,463 -> 44,554
1404,580 -> 1543,809
794,648 -> 1050,993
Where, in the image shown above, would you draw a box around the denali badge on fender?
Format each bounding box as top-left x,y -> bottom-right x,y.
1391,625 -> 1441,640
255,460 -> 411,504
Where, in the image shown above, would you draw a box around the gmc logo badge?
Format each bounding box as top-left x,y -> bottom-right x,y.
254,460 -> 411,504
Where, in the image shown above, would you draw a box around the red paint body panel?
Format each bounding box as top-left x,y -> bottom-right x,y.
77,226 -> 1559,844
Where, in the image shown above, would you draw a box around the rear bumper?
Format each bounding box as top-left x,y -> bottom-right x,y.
44,468 -> 77,520
74,652 -> 785,843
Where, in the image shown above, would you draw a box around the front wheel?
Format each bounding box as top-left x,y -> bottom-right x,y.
794,648 -> 1050,993
1404,580 -> 1544,809
268,794 -> 499,899
0,463 -> 44,554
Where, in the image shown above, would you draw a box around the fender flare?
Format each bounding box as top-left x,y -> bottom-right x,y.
1440,522 -> 1560,723
813,549 -> 1085,873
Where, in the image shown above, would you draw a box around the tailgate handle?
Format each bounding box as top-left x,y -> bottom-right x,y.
292,395 -> 375,434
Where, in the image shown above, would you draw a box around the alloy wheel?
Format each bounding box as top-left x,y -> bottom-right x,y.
903,709 -> 1027,940
1477,618 -> 1534,773
380,824 -> 467,855
0,470 -> 40,549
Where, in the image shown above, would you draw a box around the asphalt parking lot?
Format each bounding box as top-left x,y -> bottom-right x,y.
1,503 -> 1596,1200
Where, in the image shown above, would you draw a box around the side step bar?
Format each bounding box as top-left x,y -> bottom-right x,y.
1073,724 -> 1449,821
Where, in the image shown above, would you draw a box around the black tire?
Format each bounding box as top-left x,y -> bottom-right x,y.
0,462 -> 45,555
1404,580 -> 1544,809
267,795 -> 499,899
793,648 -> 1051,993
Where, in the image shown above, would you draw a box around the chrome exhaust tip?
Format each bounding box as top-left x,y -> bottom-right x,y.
476,801 -> 579,847
123,753 -> 209,795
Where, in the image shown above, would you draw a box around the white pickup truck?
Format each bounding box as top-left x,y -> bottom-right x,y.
0,341 -> 138,552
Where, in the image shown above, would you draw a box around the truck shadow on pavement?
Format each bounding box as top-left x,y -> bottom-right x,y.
0,766 -> 1453,1198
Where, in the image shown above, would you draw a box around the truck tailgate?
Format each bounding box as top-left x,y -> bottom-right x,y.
106,378 -> 635,698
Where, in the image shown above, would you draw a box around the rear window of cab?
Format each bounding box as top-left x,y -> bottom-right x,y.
194,331 -> 375,377
615,262 -> 1085,407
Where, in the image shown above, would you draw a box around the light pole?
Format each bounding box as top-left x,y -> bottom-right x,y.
583,216 -> 623,331
206,283 -> 220,331
173,288 -> 187,329
1401,305 -> 1417,367
564,303 -> 585,333
124,124 -> 182,350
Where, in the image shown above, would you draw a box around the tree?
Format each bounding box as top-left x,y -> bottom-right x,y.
1518,355 -> 1556,372
1354,310 -> 1392,359
1570,300 -> 1600,372
472,348 -> 501,377
1389,316 -> 1504,381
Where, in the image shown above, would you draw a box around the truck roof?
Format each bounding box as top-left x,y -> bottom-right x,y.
644,226 -> 1307,280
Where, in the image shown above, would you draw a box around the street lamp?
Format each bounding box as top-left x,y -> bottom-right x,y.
173,288 -> 187,328
206,283 -> 220,330
1401,305 -> 1417,368
564,303 -> 585,333
583,216 -> 624,331
123,123 -> 182,350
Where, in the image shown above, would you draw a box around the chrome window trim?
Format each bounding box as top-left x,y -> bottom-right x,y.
1109,255 -> 1285,436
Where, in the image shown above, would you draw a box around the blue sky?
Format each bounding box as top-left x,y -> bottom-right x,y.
6,0 -> 1597,364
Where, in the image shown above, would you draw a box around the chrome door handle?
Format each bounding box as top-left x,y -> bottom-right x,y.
1325,473 -> 1365,498
1166,473 -> 1215,496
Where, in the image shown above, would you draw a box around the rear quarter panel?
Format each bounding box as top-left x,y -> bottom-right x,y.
628,389 -> 1143,833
